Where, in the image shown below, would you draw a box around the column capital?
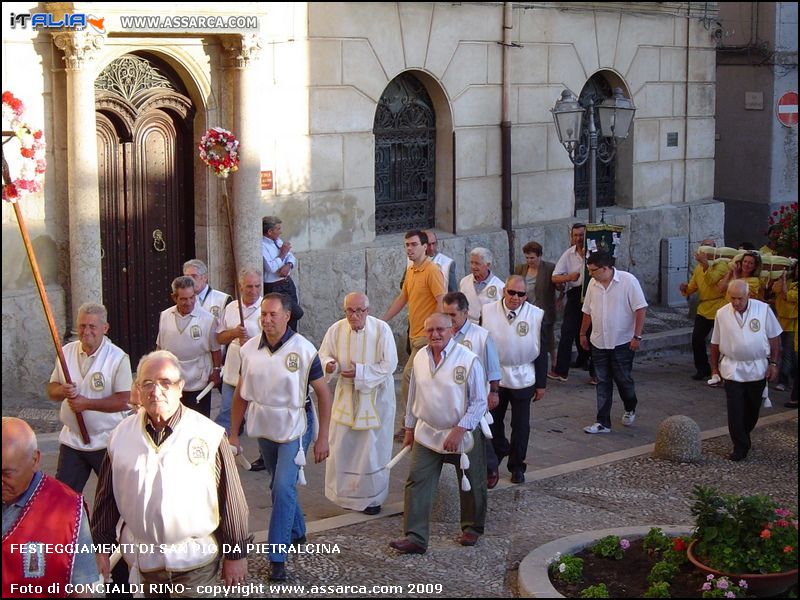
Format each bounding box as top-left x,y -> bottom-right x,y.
52,31 -> 105,70
222,34 -> 263,69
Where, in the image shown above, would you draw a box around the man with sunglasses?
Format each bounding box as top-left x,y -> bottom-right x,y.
319,292 -> 398,515
92,350 -> 252,593
481,275 -> 547,484
579,251 -> 648,434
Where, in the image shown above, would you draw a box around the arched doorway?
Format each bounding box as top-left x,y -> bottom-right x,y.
575,74 -> 615,211
373,72 -> 436,234
95,53 -> 195,365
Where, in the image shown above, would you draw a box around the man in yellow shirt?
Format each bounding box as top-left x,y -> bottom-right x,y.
772,267 -> 798,402
680,240 -> 729,380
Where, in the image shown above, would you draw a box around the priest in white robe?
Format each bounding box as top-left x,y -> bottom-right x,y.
319,292 -> 398,514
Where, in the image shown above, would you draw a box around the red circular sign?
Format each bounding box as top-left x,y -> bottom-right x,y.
777,91 -> 798,127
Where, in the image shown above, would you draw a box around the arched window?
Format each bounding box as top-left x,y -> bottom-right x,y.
575,74 -> 615,210
373,72 -> 436,234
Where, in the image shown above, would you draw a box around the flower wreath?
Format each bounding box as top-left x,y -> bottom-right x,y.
198,127 -> 239,178
2,91 -> 47,202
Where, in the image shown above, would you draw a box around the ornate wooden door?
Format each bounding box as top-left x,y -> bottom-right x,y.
95,54 -> 194,366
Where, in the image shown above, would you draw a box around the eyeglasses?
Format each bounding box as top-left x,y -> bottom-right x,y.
137,379 -> 180,392
506,289 -> 527,297
345,308 -> 368,316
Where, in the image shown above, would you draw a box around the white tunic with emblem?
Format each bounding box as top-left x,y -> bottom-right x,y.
217,297 -> 262,386
481,300 -> 543,389
411,342 -> 479,454
107,409 -> 224,572
711,299 -> 782,382
51,337 -> 132,452
238,333 -> 317,442
460,273 -> 505,323
198,286 -> 230,320
156,305 -> 220,392
319,316 -> 398,510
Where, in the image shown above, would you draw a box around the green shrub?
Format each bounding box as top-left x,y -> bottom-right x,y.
549,554 -> 584,584
643,527 -> 671,555
590,535 -> 626,560
647,560 -> 679,585
643,581 -> 671,598
579,583 -> 610,598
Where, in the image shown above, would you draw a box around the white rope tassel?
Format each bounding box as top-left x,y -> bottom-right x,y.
480,415 -> 493,439
295,437 -> 307,486
484,411 -> 494,425
297,467 -> 307,486
460,452 -> 471,491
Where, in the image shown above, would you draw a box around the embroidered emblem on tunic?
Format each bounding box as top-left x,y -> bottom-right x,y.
90,372 -> 105,391
188,437 -> 210,465
453,366 -> 467,385
487,286 -> 497,299
210,306 -> 221,318
286,352 -> 300,372
460,339 -> 473,351
749,318 -> 760,332
23,543 -> 45,578
517,321 -> 529,336
190,325 -> 202,340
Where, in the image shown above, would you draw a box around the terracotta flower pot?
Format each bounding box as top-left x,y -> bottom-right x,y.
687,540 -> 799,597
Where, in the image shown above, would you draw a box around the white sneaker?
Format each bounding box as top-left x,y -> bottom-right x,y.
584,422 -> 611,434
622,411 -> 636,426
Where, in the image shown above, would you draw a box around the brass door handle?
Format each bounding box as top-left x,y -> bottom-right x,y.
153,229 -> 166,252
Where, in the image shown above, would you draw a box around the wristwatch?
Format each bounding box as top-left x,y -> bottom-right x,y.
633,335 -> 643,341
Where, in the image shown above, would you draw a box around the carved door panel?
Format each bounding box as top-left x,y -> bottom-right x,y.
96,54 -> 194,367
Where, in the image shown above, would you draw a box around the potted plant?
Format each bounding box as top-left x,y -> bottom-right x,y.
767,202 -> 798,258
688,485 -> 798,597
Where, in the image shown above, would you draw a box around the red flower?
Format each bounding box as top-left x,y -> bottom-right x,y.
673,538 -> 687,552
2,183 -> 19,201
761,529 -> 772,539
777,520 -> 789,527
785,546 -> 794,553
20,147 -> 34,158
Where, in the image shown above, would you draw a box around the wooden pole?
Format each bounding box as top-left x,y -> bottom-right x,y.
2,150 -> 90,444
221,177 -> 245,326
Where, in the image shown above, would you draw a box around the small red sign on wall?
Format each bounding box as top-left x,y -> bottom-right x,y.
260,171 -> 273,190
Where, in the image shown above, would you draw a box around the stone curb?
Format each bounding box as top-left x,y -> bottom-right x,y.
518,525 -> 694,598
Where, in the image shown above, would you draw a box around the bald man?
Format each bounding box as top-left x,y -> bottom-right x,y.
319,292 -> 398,515
2,418 -> 99,597
711,280 -> 782,461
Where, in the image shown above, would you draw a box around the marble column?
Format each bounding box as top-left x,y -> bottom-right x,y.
52,31 -> 104,333
223,34 -> 263,275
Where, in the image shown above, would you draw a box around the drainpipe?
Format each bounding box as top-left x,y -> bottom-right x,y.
501,2 -> 514,268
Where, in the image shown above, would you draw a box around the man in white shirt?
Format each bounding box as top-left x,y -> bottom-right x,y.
389,313 -> 487,554
459,247 -> 505,323
710,279 -> 782,461
183,259 -> 232,320
156,276 -> 222,417
262,215 -> 303,331
550,223 -> 590,381
320,292 -> 398,515
579,252 -> 648,434
46,302 -> 132,492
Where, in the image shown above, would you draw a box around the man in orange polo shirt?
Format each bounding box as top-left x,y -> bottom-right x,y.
383,230 -> 446,437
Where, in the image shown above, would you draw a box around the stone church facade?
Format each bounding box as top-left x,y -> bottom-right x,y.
2,2 -> 723,400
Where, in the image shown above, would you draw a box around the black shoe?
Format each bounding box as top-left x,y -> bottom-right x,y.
363,505 -> 381,515
249,457 -> 266,472
784,401 -> 798,408
510,470 -> 525,484
692,371 -> 711,381
729,451 -> 747,462
269,561 -> 287,582
291,535 -> 307,549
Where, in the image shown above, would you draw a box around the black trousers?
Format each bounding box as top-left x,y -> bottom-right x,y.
725,379 -> 765,456
691,314 -> 715,376
490,384 -> 535,473
182,389 -> 211,418
554,287 -> 591,377
56,445 -> 105,493
264,277 -> 304,332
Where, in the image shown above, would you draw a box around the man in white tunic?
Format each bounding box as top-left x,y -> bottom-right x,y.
459,247 -> 505,323
215,268 -> 263,435
230,293 -> 332,582
46,302 -> 132,493
183,258 -> 231,319
389,313 -> 487,554
481,276 -> 547,484
91,350 -> 251,591
711,279 -> 782,461
319,292 -> 398,515
156,276 -> 221,417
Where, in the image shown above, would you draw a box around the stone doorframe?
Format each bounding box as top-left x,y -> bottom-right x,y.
51,31 -> 262,333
